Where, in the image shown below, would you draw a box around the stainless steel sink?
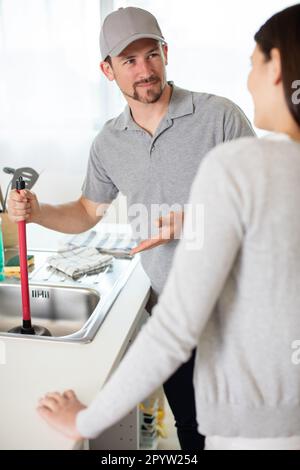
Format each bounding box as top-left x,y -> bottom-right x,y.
0,251 -> 138,343
0,284 -> 100,338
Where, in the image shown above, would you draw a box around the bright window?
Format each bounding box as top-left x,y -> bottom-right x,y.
0,0 -> 102,131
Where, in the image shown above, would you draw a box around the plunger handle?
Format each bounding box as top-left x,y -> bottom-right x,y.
16,177 -> 33,332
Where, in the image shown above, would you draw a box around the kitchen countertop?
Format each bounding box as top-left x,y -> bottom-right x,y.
0,223 -> 151,450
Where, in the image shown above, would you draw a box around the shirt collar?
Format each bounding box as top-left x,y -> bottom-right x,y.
167,83 -> 194,120
114,82 -> 194,131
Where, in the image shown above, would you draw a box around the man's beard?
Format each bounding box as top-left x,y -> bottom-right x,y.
122,75 -> 164,103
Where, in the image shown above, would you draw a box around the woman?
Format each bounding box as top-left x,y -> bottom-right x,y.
38,5 -> 300,450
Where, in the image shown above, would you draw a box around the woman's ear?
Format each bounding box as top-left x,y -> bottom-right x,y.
269,48 -> 282,86
100,61 -> 115,81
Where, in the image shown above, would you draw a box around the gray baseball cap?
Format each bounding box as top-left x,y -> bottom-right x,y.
100,7 -> 165,60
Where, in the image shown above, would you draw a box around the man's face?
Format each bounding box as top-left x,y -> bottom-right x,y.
102,38 -> 168,104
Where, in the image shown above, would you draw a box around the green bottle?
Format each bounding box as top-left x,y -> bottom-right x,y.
0,218 -> 5,281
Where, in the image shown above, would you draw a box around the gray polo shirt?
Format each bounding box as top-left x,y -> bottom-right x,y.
82,84 -> 254,297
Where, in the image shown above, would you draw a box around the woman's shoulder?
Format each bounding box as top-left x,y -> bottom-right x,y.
206,134 -> 297,169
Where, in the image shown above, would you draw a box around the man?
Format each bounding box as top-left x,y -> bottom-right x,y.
8,7 -> 254,450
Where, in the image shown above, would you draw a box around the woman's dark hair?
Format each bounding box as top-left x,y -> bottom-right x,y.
254,4 -> 300,127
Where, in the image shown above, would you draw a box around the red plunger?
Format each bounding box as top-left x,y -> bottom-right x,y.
8,176 -> 51,336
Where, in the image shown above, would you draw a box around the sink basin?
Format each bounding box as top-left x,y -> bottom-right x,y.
0,284 -> 100,338
0,253 -> 138,343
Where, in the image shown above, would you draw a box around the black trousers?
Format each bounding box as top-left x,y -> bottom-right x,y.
146,291 -> 205,451
163,349 -> 205,451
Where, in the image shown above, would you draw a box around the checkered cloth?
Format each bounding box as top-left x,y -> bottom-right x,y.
47,247 -> 113,279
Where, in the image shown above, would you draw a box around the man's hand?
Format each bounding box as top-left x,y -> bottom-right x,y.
37,390 -> 87,441
131,211 -> 184,255
7,189 -> 41,224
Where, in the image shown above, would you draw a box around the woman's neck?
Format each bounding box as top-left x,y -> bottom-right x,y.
272,103 -> 300,142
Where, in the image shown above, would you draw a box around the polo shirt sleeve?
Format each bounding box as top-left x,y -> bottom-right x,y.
223,102 -> 255,141
81,138 -> 119,203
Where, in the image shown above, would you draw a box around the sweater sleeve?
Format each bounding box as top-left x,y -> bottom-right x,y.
76,150 -> 244,439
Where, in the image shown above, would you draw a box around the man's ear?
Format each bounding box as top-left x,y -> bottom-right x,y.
100,61 -> 115,81
162,43 -> 168,66
269,48 -> 282,86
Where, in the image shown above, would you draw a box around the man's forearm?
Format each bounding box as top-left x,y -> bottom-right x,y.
34,201 -> 99,234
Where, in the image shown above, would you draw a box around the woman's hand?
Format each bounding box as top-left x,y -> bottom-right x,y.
37,390 -> 87,440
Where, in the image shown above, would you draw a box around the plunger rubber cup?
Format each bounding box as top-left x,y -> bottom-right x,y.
8,324 -> 52,336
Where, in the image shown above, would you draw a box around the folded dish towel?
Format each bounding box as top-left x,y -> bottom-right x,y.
57,230 -> 135,259
47,247 -> 113,280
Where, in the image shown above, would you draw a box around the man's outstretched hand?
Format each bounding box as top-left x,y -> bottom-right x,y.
131,211 -> 184,255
